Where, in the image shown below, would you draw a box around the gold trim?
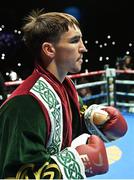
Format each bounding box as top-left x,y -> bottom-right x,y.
42,163 -> 62,179
34,162 -> 49,179
7,162 -> 61,179
16,163 -> 34,179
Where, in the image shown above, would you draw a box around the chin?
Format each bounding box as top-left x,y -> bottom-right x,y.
70,68 -> 81,74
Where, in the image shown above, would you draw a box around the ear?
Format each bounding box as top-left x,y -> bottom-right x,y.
42,42 -> 55,58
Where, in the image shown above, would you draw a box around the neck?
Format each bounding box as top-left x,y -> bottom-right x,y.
46,64 -> 67,83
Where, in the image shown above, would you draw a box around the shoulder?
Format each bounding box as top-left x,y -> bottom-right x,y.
0,95 -> 43,118
4,94 -> 38,106
0,95 -> 46,131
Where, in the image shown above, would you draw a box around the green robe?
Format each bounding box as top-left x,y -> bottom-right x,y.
0,65 -> 87,179
0,95 -> 51,177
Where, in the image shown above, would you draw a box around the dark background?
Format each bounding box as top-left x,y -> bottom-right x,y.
0,0 -> 134,80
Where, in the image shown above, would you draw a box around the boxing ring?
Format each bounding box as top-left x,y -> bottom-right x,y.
90,112 -> 134,179
69,68 -> 134,179
4,68 -> 134,179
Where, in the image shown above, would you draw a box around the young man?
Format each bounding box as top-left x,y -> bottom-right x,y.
0,9 -> 127,179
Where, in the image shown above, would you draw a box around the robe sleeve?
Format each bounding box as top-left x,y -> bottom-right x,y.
0,95 -> 85,179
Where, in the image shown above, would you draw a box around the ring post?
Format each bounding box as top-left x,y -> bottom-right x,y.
105,67 -> 116,106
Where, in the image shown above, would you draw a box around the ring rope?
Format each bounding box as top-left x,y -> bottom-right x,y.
82,93 -> 107,101
4,71 -> 105,87
116,92 -> 134,97
76,80 -> 106,89
116,80 -> 134,85
68,70 -> 105,79
3,69 -> 134,112
4,80 -> 24,86
4,69 -> 134,87
117,102 -> 134,107
116,69 -> 134,74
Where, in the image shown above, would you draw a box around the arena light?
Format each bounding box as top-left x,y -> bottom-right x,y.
1,56 -> 5,60
106,57 -> 109,60
128,43 -> 132,47
99,56 -> 103,61
107,35 -> 111,39
2,53 -> 5,57
95,40 -> 99,44
6,72 -> 9,76
112,41 -> 115,45
104,43 -> 107,46
1,53 -> 5,60
126,51 -> 130,55
1,25 -> 5,28
84,40 -> 88,44
17,62 -> 21,67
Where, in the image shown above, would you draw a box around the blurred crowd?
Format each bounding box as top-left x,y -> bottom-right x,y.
115,55 -> 134,112
77,55 -> 134,111
116,55 -> 134,71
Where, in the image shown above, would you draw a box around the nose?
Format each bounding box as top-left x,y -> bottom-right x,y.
79,40 -> 88,53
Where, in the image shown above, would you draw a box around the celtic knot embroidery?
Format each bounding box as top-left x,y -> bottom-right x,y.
30,78 -> 63,154
57,148 -> 84,179
33,79 -> 59,109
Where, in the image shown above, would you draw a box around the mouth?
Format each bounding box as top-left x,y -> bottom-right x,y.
77,55 -> 83,61
77,58 -> 83,64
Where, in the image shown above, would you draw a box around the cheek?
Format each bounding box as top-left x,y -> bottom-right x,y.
64,51 -> 77,61
55,46 -> 79,67
56,46 -> 77,58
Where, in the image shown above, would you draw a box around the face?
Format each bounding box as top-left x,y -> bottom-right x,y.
54,25 -> 87,74
125,57 -> 131,64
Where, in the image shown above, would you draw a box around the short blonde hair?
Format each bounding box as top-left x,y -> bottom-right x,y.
22,9 -> 80,58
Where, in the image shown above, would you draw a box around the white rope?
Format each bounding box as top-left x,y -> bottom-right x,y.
116,92 -> 134,97
116,102 -> 134,107
75,80 -> 106,89
116,80 -> 134,85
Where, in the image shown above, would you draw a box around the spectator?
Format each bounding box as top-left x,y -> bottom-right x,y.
116,55 -> 134,104
122,55 -> 134,70
116,55 -> 133,70
77,78 -> 92,106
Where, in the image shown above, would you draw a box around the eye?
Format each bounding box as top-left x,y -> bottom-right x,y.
72,39 -> 79,43
70,37 -> 80,43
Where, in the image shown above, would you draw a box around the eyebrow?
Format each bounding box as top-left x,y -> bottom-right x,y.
69,35 -> 82,42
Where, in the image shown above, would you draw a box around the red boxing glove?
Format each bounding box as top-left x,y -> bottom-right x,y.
101,106 -> 128,140
75,135 -> 109,177
84,104 -> 128,142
